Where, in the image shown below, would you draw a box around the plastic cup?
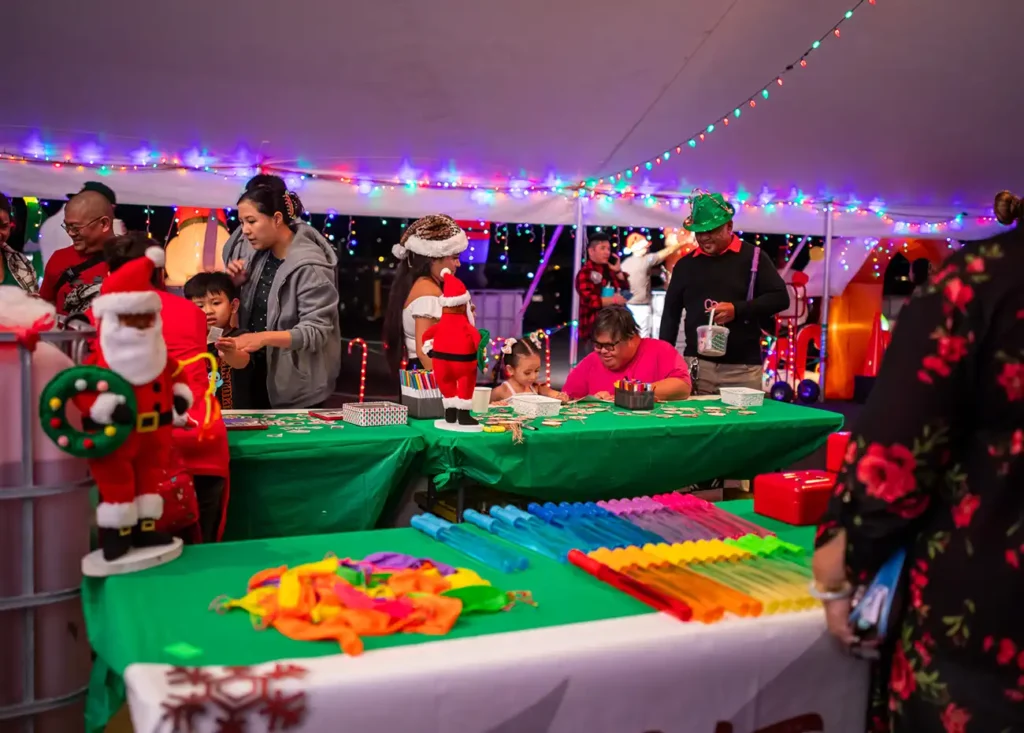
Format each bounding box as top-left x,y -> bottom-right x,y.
472,387 -> 492,413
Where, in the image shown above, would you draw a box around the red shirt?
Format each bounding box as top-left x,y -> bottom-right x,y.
40,246 -> 108,316
562,338 -> 691,400
574,260 -> 629,341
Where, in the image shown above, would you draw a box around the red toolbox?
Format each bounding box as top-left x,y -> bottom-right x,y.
826,431 -> 852,474
753,470 -> 836,526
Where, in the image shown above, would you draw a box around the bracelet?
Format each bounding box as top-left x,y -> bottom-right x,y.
808,581 -> 854,602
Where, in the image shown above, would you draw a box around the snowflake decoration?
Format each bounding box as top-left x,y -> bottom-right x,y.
160,663 -> 307,733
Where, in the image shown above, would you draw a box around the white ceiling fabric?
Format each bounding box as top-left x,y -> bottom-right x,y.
2,0 -> 1021,236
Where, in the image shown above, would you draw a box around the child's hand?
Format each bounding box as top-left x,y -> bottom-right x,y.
593,391 -> 614,401
556,391 -> 570,403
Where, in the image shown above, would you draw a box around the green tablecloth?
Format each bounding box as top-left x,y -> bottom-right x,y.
410,400 -> 843,498
81,500 -> 810,730
225,413 -> 426,540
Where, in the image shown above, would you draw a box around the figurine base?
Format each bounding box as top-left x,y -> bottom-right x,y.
82,537 -> 184,578
434,419 -> 483,433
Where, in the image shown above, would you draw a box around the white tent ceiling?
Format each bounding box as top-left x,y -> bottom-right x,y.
2,0 -> 1022,236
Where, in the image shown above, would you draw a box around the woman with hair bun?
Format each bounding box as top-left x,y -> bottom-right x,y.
221,174 -> 341,408
813,191 -> 1024,732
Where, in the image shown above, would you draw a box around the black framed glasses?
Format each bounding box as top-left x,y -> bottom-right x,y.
592,338 -> 625,352
61,216 -> 104,236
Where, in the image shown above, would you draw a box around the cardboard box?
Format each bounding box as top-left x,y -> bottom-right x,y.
343,401 -> 408,427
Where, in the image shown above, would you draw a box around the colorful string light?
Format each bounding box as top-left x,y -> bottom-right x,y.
591,0 -> 874,187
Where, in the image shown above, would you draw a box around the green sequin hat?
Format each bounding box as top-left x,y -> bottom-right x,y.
683,191 -> 736,233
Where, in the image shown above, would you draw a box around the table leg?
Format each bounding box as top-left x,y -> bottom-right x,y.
456,483 -> 466,523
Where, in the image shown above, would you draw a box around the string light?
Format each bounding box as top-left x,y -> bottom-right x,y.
347,216 -> 355,256
347,338 -> 368,403
594,0 -> 873,185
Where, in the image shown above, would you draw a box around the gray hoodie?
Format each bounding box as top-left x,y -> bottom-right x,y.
223,223 -> 341,408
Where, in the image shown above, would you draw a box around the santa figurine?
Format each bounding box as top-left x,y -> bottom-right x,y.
422,269 -> 482,431
77,246 -> 190,566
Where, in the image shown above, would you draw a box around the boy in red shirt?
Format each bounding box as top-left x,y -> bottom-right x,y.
40,190 -> 114,317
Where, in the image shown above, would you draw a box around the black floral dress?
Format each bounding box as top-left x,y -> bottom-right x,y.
817,228 -> 1024,733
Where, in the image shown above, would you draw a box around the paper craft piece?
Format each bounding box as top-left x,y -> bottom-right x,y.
223,417 -> 269,431
310,410 -> 347,421
207,326 -> 224,343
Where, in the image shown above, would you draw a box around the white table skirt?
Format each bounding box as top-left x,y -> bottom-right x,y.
125,610 -> 867,733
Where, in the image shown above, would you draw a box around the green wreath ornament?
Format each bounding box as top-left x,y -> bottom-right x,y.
39,365 -> 137,459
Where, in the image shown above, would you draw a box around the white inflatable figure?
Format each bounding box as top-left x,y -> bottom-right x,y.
0,287 -> 92,731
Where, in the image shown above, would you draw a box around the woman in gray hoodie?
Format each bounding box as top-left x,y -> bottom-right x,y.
219,175 -> 341,408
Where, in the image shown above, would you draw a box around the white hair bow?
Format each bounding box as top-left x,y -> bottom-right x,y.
501,338 -> 517,355
529,332 -> 543,348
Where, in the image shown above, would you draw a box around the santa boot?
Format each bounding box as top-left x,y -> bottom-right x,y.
445,407 -> 457,423
132,518 -> 176,548
102,526 -> 134,562
457,410 -> 479,427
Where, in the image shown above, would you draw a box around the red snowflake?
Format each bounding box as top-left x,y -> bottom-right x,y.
161,664 -> 307,732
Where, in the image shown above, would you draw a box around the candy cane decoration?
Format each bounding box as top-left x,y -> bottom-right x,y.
532,330 -> 551,385
348,338 -> 368,403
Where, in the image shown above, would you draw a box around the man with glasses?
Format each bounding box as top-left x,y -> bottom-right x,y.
659,192 -> 788,395
563,306 -> 691,401
40,189 -> 116,316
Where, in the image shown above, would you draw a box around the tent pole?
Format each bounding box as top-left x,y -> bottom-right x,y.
518,224 -> 564,321
818,202 -> 835,402
568,197 -> 586,367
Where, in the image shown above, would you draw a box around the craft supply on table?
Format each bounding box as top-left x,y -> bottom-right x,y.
309,409 -> 347,422
343,400 -> 409,427
508,393 -> 562,418
222,416 -> 269,431
399,369 -> 445,419
211,553 -> 533,656
567,549 -> 693,622
753,470 -> 835,526
652,493 -> 773,539
464,509 -> 569,563
614,379 -> 655,411
719,387 -> 766,408
412,513 -> 529,572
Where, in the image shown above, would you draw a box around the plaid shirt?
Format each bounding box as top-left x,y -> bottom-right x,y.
575,260 -> 628,341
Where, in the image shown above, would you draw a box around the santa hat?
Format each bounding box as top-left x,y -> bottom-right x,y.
392,214 -> 468,260
92,247 -> 165,319
437,268 -> 471,308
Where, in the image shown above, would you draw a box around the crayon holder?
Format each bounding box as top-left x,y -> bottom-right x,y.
614,387 -> 654,411
399,392 -> 445,419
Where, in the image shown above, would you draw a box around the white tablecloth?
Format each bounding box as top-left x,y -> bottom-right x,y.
125,610 -> 867,733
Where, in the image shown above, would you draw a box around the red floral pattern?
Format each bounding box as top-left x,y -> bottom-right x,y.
856,443 -> 917,503
817,236 -> 1024,733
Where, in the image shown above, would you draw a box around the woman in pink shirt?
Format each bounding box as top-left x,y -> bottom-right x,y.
564,306 -> 692,401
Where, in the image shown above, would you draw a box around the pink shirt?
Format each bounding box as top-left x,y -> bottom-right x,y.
563,338 -> 691,400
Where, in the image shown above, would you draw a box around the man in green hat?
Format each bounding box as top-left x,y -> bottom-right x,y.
658,192 -> 788,395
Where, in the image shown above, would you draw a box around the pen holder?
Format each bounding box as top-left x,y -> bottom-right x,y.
400,392 -> 445,419
614,387 -> 654,411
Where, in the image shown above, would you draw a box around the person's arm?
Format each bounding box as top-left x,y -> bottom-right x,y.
414,317 -> 438,369
651,343 -> 692,401
286,266 -> 339,353
733,249 -> 789,321
216,340 -> 251,370
814,256 -> 984,588
659,262 -> 685,346
537,383 -> 570,402
490,382 -> 511,403
561,357 -> 591,400
649,248 -> 677,266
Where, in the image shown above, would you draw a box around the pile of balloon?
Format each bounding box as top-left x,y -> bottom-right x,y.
420,494 -> 814,624
211,553 -> 534,655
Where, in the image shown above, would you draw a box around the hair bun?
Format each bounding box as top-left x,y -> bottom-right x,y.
994,190 -> 1023,225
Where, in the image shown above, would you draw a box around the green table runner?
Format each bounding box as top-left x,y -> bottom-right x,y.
225,414 -> 425,540
410,400 -> 843,497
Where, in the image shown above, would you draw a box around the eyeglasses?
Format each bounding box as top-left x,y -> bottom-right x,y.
592,338 -> 625,352
61,216 -> 104,236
